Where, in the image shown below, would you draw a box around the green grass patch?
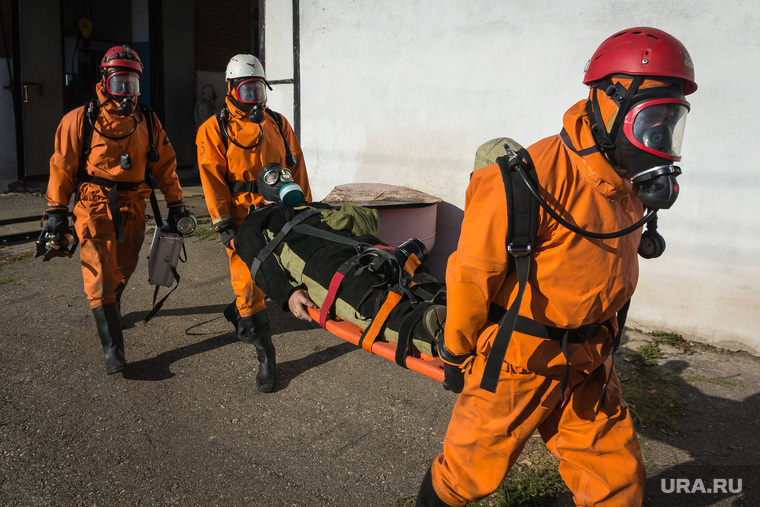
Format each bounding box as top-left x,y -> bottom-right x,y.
0,251 -> 33,265
189,225 -> 218,241
617,354 -> 686,435
648,330 -> 692,352
637,343 -> 664,364
0,276 -> 14,284
483,464 -> 568,507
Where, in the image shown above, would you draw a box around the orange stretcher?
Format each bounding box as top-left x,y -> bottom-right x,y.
307,306 -> 445,382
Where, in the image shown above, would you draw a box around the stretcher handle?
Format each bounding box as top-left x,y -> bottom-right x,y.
307,307 -> 444,383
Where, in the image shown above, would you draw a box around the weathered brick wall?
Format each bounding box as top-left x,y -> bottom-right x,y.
194,0 -> 253,72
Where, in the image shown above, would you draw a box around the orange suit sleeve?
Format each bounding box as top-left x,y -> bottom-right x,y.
196,116 -> 233,223
46,107 -> 85,208
443,165 -> 511,356
147,112 -> 184,204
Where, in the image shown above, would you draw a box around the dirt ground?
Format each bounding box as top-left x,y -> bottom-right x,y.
1,191 -> 758,506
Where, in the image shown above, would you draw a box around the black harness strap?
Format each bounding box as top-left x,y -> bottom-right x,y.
250,208 -> 323,280
594,299 -> 630,414
292,223 -> 367,248
80,175 -> 143,243
480,150 -> 539,393
394,300 -> 433,367
266,108 -> 297,168
228,181 -> 258,194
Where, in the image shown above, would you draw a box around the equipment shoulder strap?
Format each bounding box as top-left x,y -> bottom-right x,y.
74,99 -> 98,205
216,112 -> 228,150
137,104 -> 163,227
139,103 -> 157,154
479,146 -> 540,393
265,107 -> 297,167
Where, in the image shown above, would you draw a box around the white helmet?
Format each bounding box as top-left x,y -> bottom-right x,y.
225,54 -> 266,81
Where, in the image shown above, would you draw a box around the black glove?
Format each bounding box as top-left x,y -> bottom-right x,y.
44,209 -> 69,236
442,363 -> 465,394
214,218 -> 236,250
437,338 -> 470,394
219,227 -> 236,250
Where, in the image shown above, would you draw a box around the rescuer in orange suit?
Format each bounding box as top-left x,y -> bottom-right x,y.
196,54 -> 311,393
415,27 -> 697,506
43,45 -> 189,375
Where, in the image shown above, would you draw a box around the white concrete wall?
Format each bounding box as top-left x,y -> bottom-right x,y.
266,0 -> 760,353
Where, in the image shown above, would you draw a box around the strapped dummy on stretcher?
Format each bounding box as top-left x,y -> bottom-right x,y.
234,187 -> 447,382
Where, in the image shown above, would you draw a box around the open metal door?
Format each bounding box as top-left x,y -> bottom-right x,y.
12,0 -> 64,179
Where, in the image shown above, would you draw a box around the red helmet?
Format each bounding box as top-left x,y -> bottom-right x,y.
101,45 -> 143,74
583,27 -> 697,95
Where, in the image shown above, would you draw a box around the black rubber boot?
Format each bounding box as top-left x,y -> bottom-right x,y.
241,310 -> 276,392
92,303 -> 126,374
223,301 -> 254,344
114,282 -> 126,328
416,466 -> 452,507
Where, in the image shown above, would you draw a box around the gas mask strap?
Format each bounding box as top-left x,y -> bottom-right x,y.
606,75 -> 644,148
587,89 -> 615,153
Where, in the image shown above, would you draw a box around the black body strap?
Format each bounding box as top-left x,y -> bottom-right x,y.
250,208 -> 324,280
265,108 -> 297,167
594,299 -> 630,414
229,181 -> 258,194
480,149 -> 539,393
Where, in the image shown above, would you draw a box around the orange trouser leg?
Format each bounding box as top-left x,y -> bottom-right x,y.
431,354 -> 562,506
431,354 -> 644,506
75,195 -> 146,309
227,247 -> 267,318
115,197 -> 146,286
539,358 -> 645,506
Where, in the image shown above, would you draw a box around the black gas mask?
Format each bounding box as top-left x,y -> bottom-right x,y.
256,163 -> 305,206
104,70 -> 141,116
230,78 -> 270,123
590,80 -> 690,210
612,92 -> 689,210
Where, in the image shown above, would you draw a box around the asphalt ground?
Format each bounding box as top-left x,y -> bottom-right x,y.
1,187 -> 759,506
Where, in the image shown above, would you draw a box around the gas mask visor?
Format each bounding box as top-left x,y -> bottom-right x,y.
620,97 -> 690,210
623,98 -> 689,161
235,78 -> 267,105
106,71 -> 141,98
258,163 -> 305,206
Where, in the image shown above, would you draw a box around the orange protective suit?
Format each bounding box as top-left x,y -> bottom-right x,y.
196,99 -> 311,318
46,84 -> 184,309
431,100 -> 646,506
